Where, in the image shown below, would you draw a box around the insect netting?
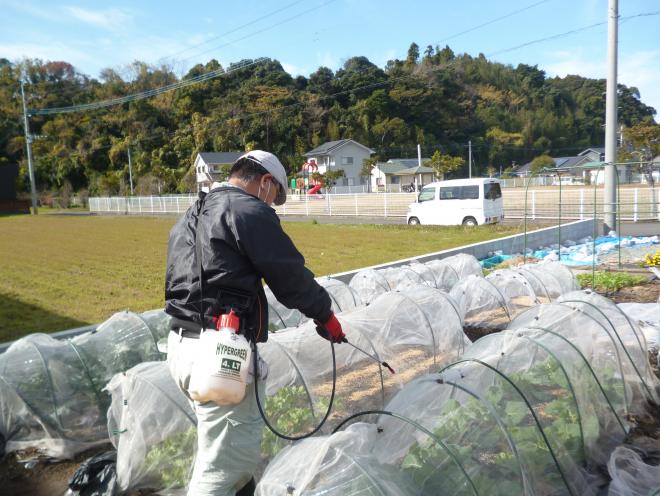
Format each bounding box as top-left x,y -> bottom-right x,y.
256,360 -> 600,496
522,261 -> 579,296
449,274 -> 516,329
440,253 -> 483,279
404,261 -> 438,287
486,269 -> 541,310
607,442 -> 660,496
0,310 -> 168,458
266,278 -> 360,331
265,286 -> 306,331
423,259 -> 461,291
256,290 -> 656,496
377,265 -> 428,291
256,285 -> 466,459
257,303 -> 645,496
513,264 -> 567,301
106,285 -> 467,495
375,254 -> 483,293
557,290 -> 660,406
106,361 -> 196,495
347,268 -> 391,305
509,299 -> 658,419
318,277 -> 362,313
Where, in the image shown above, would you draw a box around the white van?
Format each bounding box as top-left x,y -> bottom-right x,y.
406,178 -> 504,226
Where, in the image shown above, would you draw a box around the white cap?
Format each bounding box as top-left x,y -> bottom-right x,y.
237,150 -> 288,205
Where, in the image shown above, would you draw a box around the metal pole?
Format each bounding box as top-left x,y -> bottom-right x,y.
604,0 -> 618,233
417,144 -> 422,168
557,174 -> 562,262
127,147 -> 134,195
20,80 -> 38,214
468,140 -> 472,178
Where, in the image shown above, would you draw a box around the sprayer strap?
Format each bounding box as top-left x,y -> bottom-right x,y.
194,191 -> 207,327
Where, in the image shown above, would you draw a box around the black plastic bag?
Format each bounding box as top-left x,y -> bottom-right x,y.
68,450 -> 117,496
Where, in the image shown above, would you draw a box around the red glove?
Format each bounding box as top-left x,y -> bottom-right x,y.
314,313 -> 345,343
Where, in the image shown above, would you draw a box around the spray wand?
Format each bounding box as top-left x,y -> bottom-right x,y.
341,338 -> 396,375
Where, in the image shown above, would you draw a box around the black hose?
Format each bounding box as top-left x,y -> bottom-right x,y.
252,340 -> 338,441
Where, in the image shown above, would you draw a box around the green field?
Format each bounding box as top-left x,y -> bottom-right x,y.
0,214 -> 521,340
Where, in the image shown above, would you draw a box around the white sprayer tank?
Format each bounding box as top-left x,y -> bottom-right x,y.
189,310 -> 251,406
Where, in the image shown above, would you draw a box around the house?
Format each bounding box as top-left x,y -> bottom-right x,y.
514,147 -> 622,184
371,158 -> 436,191
194,152 -> 243,191
303,139 -> 375,187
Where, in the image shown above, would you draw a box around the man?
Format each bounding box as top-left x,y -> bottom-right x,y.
165,150 -> 345,496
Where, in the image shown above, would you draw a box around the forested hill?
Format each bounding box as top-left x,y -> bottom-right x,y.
0,43 -> 656,196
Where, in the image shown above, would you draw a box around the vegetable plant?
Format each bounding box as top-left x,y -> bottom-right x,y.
261,385 -> 334,458
576,271 -> 647,295
143,427 -> 196,489
400,357 -> 607,495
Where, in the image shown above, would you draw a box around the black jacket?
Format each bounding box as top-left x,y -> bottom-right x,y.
165,185 -> 332,342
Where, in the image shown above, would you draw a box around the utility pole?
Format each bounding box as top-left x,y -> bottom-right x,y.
127,146 -> 134,195
20,80 -> 38,214
417,143 -> 422,187
604,0 -> 618,233
468,140 -> 472,178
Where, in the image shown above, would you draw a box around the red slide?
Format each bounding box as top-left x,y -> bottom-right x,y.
307,184 -> 323,195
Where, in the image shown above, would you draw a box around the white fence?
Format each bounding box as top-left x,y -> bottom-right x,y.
89,187 -> 660,222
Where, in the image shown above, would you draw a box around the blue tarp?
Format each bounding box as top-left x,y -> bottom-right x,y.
479,235 -> 659,268
532,235 -> 659,266
479,254 -> 513,269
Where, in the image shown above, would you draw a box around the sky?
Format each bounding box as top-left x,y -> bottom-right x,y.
1,0 -> 659,115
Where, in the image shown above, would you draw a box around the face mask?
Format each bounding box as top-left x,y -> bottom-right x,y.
258,179 -> 272,204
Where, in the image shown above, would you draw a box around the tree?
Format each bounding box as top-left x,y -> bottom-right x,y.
424,150 -> 464,180
406,42 -> 420,67
324,169 -> 345,188
620,123 -> 660,215
361,157 -> 377,192
530,154 -> 555,175
486,127 -> 524,169
486,166 -> 497,178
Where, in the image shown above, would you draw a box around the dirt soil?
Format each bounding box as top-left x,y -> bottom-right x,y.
609,279 -> 660,303
0,444 -> 113,496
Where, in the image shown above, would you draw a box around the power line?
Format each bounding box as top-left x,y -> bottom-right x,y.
28,10 -> 660,157
165,0 -> 308,60
24,0 -> 336,103
437,0 -> 553,45
177,0 -> 338,64
489,10 -> 660,57
29,58 -> 266,115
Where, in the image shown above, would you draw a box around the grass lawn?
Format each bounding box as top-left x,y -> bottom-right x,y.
0,214 -> 521,340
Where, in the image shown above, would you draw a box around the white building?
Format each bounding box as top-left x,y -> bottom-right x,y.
194,152 -> 243,191
371,158 -> 436,192
304,139 -> 375,187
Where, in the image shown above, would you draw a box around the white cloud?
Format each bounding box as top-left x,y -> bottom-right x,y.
63,6 -> 134,32
544,48 -> 660,115
317,51 -> 339,70
281,62 -> 308,77
379,49 -> 398,67
0,41 -> 96,67
3,0 -> 60,21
